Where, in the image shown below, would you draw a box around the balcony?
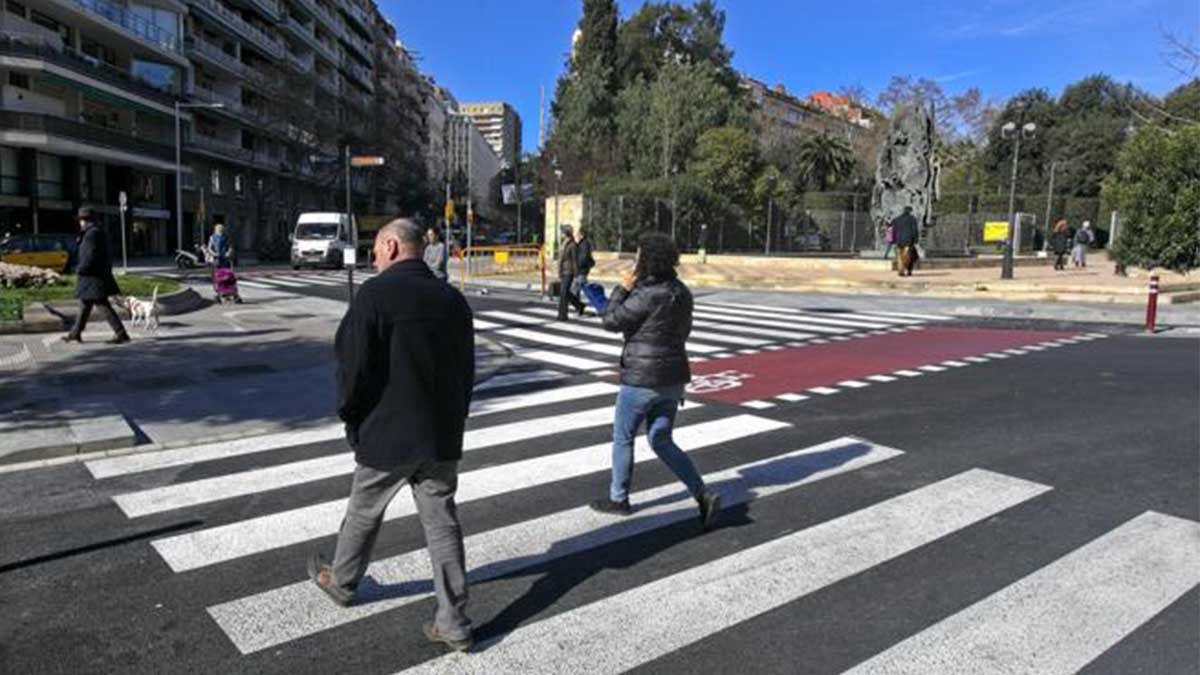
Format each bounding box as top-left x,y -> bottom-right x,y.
239,0 -> 283,22
190,0 -> 285,60
340,0 -> 369,33
185,35 -> 248,78
339,52 -> 373,91
0,110 -> 174,162
315,71 -> 340,95
282,15 -> 323,51
287,50 -> 314,74
1,31 -> 178,107
55,0 -> 181,54
338,22 -> 370,61
189,133 -> 254,163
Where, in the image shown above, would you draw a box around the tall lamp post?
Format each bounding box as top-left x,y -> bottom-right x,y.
1000,116 -> 1037,280
175,101 -> 224,252
552,157 -> 563,245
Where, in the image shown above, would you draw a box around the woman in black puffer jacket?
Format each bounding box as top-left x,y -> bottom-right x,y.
591,232 -> 720,530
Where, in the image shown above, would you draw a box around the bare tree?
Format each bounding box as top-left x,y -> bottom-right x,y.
1163,25 -> 1200,76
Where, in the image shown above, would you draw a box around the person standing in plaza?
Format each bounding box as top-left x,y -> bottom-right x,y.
423,226 -> 448,281
591,232 -> 721,530
556,224 -> 584,320
61,207 -> 129,345
573,225 -> 595,315
1072,220 -> 1094,268
891,206 -> 919,277
207,224 -> 230,268
1050,219 -> 1071,271
308,218 -> 476,652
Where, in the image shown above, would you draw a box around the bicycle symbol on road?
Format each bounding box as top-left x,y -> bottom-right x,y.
687,370 -> 755,394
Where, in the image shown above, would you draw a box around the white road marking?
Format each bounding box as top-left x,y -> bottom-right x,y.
507,347 -> 610,371
808,386 -> 840,395
693,309 -> 852,335
893,370 -> 924,377
694,304 -> 891,329
1022,345 -> 1047,351
741,400 -> 775,409
864,309 -> 955,321
697,301 -> 920,325
248,276 -> 307,288
235,280 -> 276,290
962,356 -> 990,364
940,360 -> 969,367
479,310 -> 548,326
498,327 -> 625,357
866,375 -> 898,383
1003,348 -> 1029,355
692,319 -> 817,342
837,380 -> 871,389
471,319 -> 502,331
471,381 -> 619,417
151,415 -> 789,571
918,365 -> 948,372
737,349 -> 759,355
776,393 -> 810,402
401,470 -> 1049,675
472,369 -> 568,393
847,511 -> 1200,675
983,352 -> 1011,359
489,310 -> 723,354
688,330 -> 772,347
274,274 -> 341,286
209,436 -> 903,654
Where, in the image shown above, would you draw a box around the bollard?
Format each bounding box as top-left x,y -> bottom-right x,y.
1145,274 -> 1159,333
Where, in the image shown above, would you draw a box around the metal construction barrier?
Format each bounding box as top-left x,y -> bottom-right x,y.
458,245 -> 546,295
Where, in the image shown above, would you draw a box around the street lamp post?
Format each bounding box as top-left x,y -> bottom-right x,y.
174,102 -> 224,253
1043,160 -> 1059,250
1001,115 -> 1037,280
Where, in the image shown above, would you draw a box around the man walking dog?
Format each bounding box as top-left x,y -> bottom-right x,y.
61,206 -> 129,344
308,218 -> 476,652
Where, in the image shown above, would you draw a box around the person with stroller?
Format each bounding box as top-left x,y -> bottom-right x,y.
207,224 -> 230,269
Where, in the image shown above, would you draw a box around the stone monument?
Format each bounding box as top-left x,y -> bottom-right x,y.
870,102 -> 940,248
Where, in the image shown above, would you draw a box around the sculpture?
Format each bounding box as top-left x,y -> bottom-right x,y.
871,102 -> 940,247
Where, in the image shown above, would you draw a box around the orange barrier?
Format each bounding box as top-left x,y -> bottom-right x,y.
458,245 -> 546,295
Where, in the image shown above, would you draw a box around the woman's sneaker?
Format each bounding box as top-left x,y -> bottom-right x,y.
423,622 -> 473,652
698,491 -> 722,531
589,498 -> 631,515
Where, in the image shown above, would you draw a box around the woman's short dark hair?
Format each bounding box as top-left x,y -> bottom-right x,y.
635,232 -> 679,280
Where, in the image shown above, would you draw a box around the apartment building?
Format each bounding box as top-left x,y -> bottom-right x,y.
0,0 -> 424,256
421,81 -> 501,221
741,76 -> 865,147
459,100 -> 520,168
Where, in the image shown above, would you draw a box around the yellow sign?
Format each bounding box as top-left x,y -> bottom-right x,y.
444,200 -> 455,222
494,250 -> 510,265
983,221 -> 1011,243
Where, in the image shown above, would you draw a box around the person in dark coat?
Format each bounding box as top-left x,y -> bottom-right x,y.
62,206 -> 129,344
308,218 -> 476,653
592,232 -> 721,530
1050,219 -> 1071,271
556,224 -> 584,320
890,206 -> 920,277
572,225 -> 595,315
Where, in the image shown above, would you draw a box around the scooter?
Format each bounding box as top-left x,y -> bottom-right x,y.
175,244 -> 208,269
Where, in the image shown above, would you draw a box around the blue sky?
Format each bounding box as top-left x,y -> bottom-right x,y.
379,0 -> 1199,153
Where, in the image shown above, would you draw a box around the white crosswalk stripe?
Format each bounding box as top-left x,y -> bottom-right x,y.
401,470 -> 1051,674
148,414 -> 788,571
695,304 -> 891,330
208,436 -> 904,654
847,511 -> 1200,675
693,309 -> 854,334
484,311 -> 724,354
697,301 -> 923,325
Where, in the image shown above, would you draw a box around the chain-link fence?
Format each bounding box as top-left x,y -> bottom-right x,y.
577,191 -> 1113,256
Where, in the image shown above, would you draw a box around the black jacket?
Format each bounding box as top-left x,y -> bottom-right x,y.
335,259 -> 475,469
575,237 -> 595,275
891,212 -> 919,246
74,223 -> 120,301
602,275 -> 692,387
1050,231 -> 1071,255
558,237 -> 579,277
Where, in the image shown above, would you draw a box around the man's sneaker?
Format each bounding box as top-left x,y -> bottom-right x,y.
106,333 -> 131,345
589,498 -> 632,515
307,552 -> 353,607
423,622 -> 473,653
698,491 -> 722,531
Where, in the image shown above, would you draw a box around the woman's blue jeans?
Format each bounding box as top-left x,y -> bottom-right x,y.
610,383 -> 705,502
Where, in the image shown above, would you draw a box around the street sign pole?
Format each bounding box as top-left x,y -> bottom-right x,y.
119,190 -> 128,275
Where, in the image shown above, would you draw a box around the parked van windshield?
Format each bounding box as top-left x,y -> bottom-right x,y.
296,223 -> 340,240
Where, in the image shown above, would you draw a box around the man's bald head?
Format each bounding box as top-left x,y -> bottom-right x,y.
373,218 -> 425,272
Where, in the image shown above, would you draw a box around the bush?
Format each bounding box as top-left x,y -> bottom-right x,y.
0,262 -> 67,289
1103,125 -> 1200,273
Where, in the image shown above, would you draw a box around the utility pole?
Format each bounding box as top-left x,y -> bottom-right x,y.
765,197 -> 773,255
1001,111 -> 1036,280
617,194 -> 624,253
1043,160 -> 1058,249
515,155 -> 522,244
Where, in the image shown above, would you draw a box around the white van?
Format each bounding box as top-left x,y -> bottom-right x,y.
290,212 -> 352,269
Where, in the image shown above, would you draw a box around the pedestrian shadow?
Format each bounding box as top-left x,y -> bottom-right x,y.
350,442 -> 871,647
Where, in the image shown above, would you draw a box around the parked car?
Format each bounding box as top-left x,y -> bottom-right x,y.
0,234 -> 75,273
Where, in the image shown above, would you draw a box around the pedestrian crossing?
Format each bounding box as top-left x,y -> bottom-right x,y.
484,302 -> 941,373
81,362 -> 1198,672
232,270 -> 375,292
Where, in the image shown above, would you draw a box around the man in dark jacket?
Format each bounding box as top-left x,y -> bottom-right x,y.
573,225 -> 595,315
308,218 -> 476,652
890,206 -> 920,277
62,207 -> 129,344
592,232 -> 721,530
556,224 -> 584,320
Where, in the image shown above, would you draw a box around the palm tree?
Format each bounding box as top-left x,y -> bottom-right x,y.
794,132 -> 855,191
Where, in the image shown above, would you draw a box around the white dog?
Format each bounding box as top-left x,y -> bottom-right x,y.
123,285 -> 160,331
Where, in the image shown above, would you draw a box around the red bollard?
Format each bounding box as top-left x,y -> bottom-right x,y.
1145,274 -> 1160,333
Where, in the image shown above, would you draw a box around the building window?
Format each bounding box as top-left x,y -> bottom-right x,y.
0,147 -> 21,196
131,59 -> 180,95
233,174 -> 243,196
211,168 -> 223,194
36,153 -> 64,200
7,72 -> 29,89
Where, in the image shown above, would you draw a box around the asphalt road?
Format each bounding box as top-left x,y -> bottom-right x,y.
0,272 -> 1196,675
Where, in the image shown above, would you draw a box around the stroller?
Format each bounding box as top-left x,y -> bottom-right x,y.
212,259 -> 243,304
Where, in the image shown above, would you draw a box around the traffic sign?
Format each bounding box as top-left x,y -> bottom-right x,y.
444,200 -> 456,222
350,156 -> 385,167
